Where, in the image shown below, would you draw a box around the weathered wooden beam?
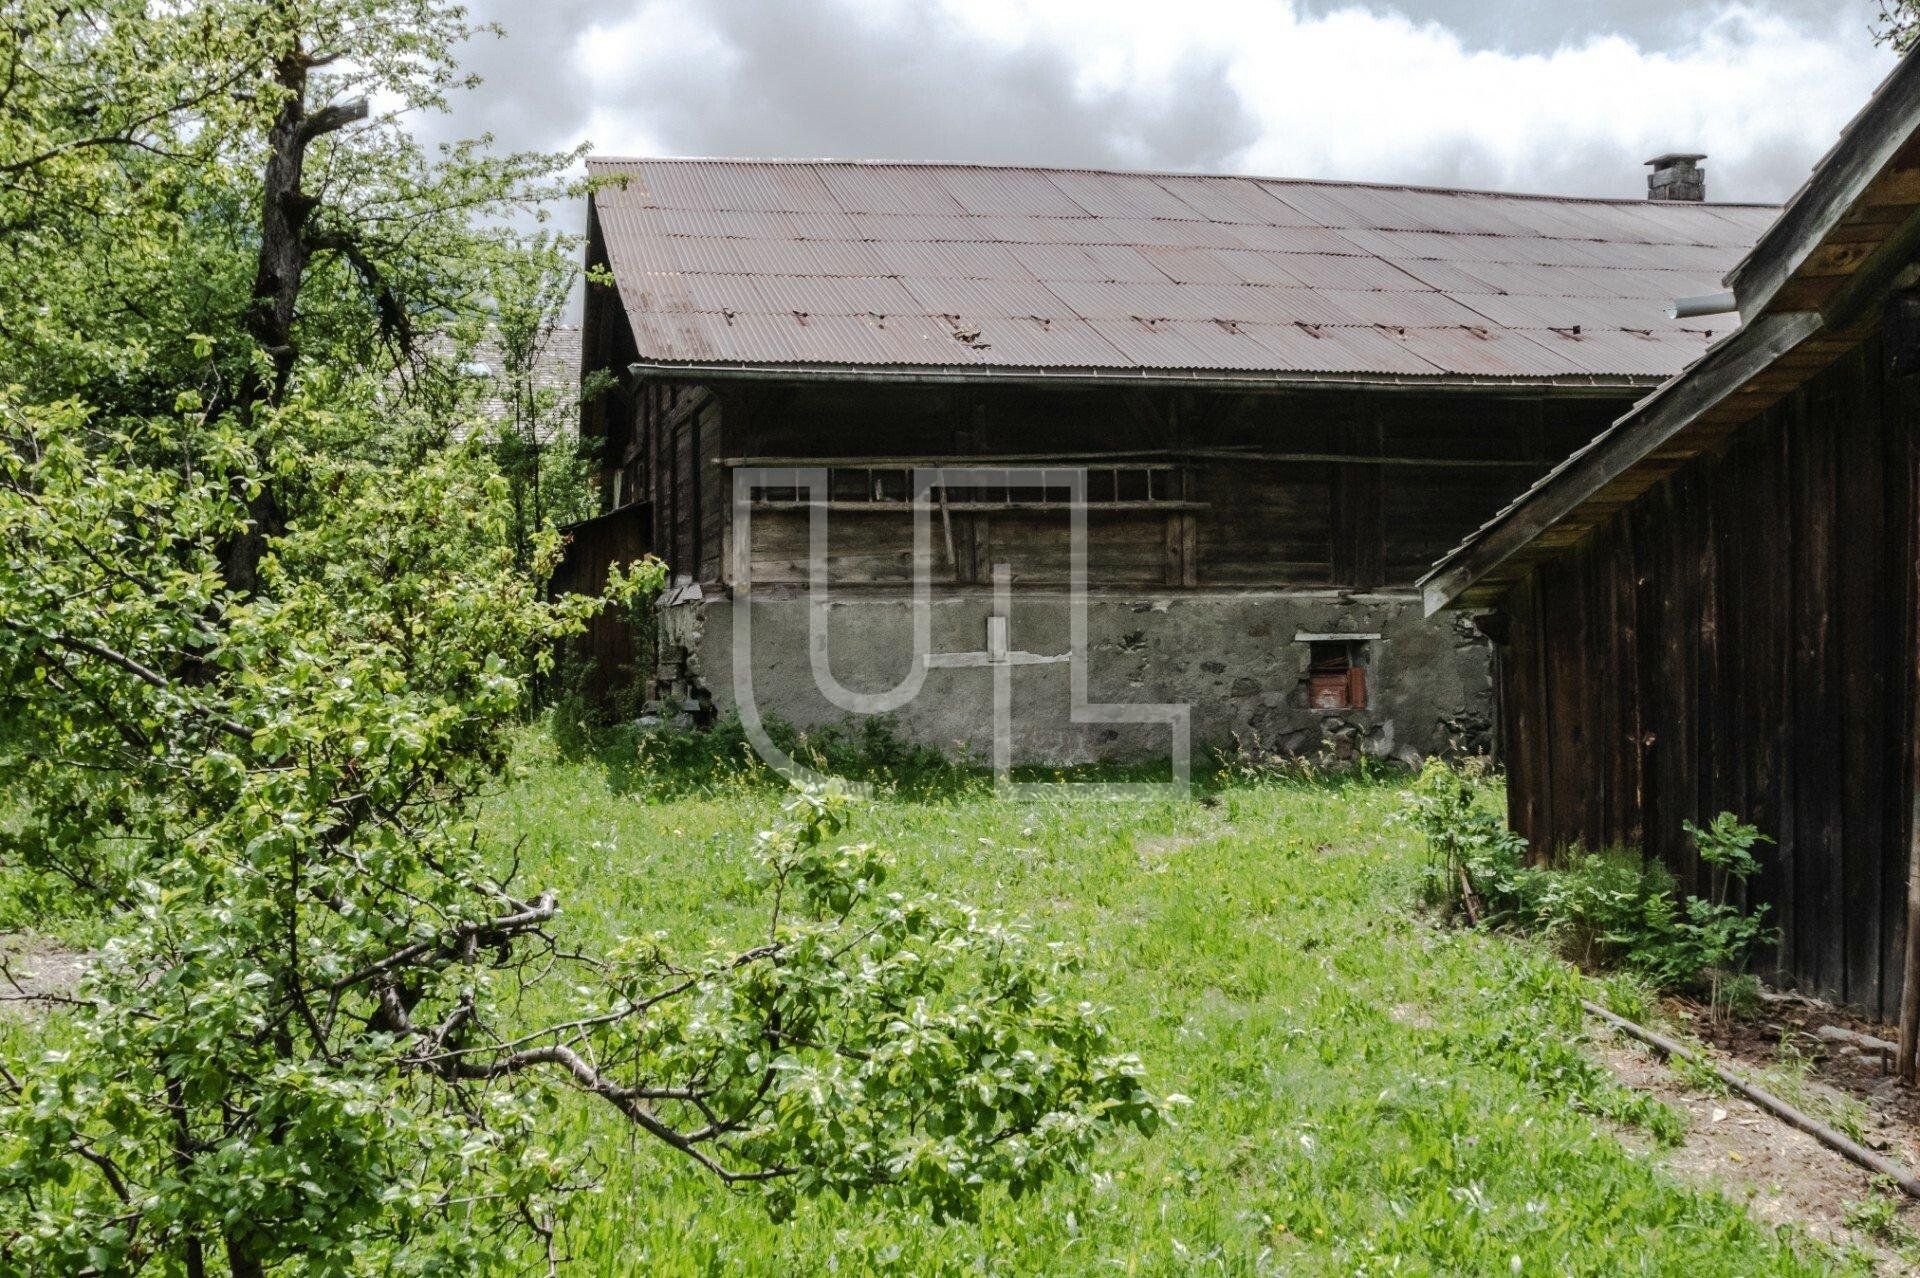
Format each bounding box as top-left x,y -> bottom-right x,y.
1727,53 -> 1920,321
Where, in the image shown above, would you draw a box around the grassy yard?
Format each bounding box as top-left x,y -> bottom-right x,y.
483,738 -> 1854,1276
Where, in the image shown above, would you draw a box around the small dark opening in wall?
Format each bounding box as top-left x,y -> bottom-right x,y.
830,469 -> 869,502
1306,639 -> 1369,711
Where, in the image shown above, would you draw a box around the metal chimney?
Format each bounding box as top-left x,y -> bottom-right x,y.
1646,153 -> 1707,202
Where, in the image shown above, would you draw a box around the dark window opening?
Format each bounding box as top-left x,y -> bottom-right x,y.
1305,639 -> 1369,711
745,464 -> 1190,508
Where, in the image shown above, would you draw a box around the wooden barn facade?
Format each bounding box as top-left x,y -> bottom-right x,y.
1424,56 -> 1920,1019
578,157 -> 1770,763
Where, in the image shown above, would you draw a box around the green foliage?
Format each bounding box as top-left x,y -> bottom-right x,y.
0,1 -> 1157,1270
595,785 -> 1164,1224
0,399 -> 1160,1268
1399,758 -> 1529,924
479,238 -> 611,575
473,757 -> 1842,1274
1401,764 -> 1775,1003
1877,1 -> 1920,52
558,712 -> 981,801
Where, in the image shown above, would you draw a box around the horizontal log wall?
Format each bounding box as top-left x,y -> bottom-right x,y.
704,383 -> 1617,592
1499,335 -> 1918,1017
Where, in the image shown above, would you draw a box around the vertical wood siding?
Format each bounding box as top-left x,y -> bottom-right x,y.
1499,335 -> 1919,1017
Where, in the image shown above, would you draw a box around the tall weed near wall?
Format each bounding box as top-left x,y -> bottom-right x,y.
1400,762 -> 1776,1015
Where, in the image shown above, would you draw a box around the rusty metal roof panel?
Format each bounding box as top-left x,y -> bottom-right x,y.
931,168 -> 1092,217
1206,248 -> 1309,287
898,275 -> 1070,319
1070,217 -> 1254,249
964,314 -> 1131,365
1042,279 -> 1358,326
1450,291 -> 1676,331
624,161 -> 841,213
1236,322 -> 1450,375
1220,222 -> 1370,255
1397,325 -> 1593,378
1045,169 -> 1207,220
872,239 -> 1029,280
1148,176 -> 1320,225
739,274 -> 922,316
1264,253 -> 1432,292
1134,245 -> 1250,285
1002,243 -> 1172,283
1314,289 -> 1490,327
591,158 -> 1774,381
815,163 -> 969,215
1429,259 -> 1617,297
1084,317 -> 1288,370
1509,326 -> 1715,378
1384,258 -> 1508,295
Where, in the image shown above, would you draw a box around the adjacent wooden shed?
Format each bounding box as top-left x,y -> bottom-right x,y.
1423,54 -> 1920,1021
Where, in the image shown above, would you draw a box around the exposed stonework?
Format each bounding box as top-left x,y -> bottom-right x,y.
657,589 -> 1493,766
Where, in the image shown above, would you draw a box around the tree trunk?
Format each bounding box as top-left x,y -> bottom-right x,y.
225,1233 -> 266,1278
220,47 -> 365,595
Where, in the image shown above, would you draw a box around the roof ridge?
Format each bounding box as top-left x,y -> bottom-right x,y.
584,155 -> 1782,211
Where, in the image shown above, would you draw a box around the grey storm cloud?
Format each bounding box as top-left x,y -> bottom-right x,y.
439,0 -> 1895,207
451,0 -> 1262,170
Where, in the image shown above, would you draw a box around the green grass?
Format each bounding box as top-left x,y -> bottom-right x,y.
486,737 -> 1850,1276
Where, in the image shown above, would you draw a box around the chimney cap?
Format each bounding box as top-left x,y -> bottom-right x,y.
1645,152 -> 1707,168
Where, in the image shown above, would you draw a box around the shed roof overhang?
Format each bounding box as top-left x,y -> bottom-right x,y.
1420,50 -> 1920,617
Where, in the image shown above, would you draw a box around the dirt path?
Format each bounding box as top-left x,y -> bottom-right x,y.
0,934 -> 90,1016
1591,1021 -> 1920,1270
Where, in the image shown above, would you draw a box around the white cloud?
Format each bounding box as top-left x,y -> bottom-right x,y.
465,0 -> 1896,202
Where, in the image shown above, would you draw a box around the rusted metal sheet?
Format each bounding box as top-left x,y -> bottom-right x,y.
588,157 -> 1774,381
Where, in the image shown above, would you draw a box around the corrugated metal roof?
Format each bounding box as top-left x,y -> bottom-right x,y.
589,158 -> 1776,383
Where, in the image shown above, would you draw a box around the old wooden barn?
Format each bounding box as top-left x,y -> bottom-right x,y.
1424,56 -> 1920,1019
578,156 -> 1772,763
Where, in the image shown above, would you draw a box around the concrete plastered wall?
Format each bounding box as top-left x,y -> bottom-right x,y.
658,590 -> 1492,766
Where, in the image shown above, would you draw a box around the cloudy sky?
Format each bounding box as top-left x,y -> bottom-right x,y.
441,0 -> 1899,209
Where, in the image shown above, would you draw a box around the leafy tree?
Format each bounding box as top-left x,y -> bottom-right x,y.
1879,1 -> 1920,52
479,238 -> 607,577
0,3 -> 1161,1272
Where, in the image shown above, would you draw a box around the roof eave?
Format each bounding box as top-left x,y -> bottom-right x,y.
1724,55 -> 1920,321
1418,309 -> 1825,615
625,359 -> 1661,397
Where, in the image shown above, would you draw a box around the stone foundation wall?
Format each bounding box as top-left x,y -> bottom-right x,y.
657,589 -> 1492,766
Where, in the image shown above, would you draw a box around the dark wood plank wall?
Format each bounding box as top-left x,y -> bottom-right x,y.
549,503 -> 653,694
1498,335 -> 1918,1016
579,208 -> 639,506
668,382 -> 1618,592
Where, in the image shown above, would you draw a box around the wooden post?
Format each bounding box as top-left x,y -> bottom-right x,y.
1901,378 -> 1920,1085
1900,843 -> 1920,1083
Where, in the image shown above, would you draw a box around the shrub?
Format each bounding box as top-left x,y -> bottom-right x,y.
1401,764 -> 1776,1009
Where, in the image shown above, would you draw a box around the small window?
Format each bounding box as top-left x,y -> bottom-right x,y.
830,469 -> 870,502
1305,639 -> 1369,711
